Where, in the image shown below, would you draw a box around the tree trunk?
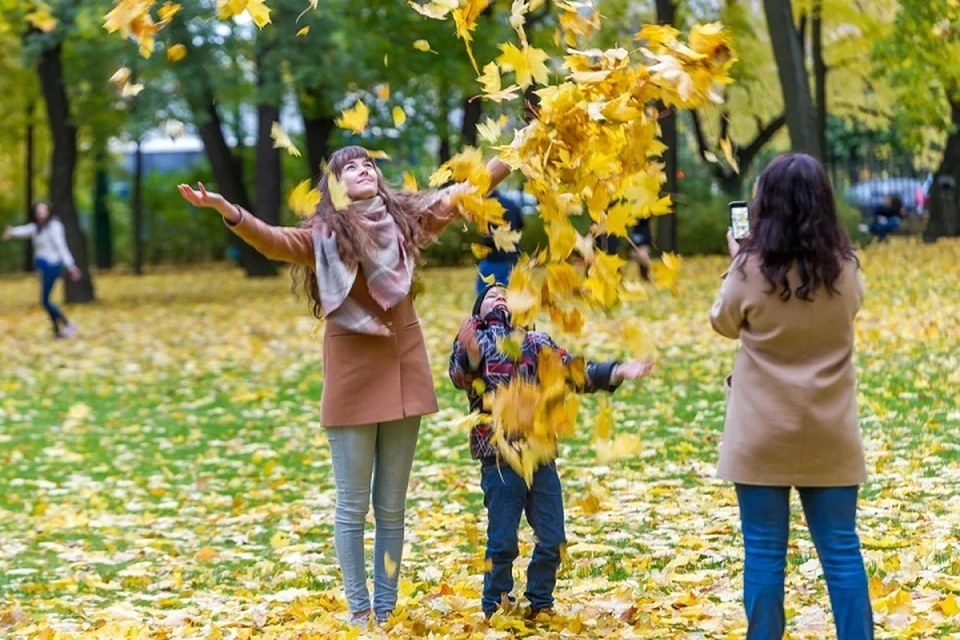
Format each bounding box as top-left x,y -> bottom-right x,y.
812,0 -> 828,165
923,100 -> 960,242
93,143 -> 113,269
249,99 -> 281,277
763,0 -> 822,160
461,96 -> 482,147
37,43 -> 94,303
302,107 -> 335,183
133,139 -> 144,275
654,0 -> 678,254
23,99 -> 35,272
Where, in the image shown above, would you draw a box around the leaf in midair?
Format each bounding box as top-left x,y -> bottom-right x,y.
166,44 -> 187,62
296,26 -> 309,37
719,136 -> 740,174
288,180 -> 321,218
392,106 -> 407,128
336,100 -> 369,135
492,225 -> 522,253
271,122 -> 302,157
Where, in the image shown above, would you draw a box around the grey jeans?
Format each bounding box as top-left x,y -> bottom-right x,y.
326,417 -> 420,616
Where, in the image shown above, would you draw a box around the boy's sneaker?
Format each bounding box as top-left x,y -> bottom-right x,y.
60,322 -> 78,338
525,607 -> 556,621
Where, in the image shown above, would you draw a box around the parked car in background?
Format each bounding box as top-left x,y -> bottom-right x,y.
846,176 -> 930,217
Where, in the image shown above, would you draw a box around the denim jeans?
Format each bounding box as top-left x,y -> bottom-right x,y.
735,484 -> 874,640
36,258 -> 67,334
480,459 -> 566,614
326,417 -> 420,618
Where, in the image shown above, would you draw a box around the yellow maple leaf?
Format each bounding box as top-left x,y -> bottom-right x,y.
506,265 -> 540,327
296,25 -> 309,37
109,67 -> 132,86
408,0 -> 459,19
158,2 -> 181,22
476,62 -> 521,103
477,117 -> 503,143
270,122 -> 301,157
401,171 -> 419,192
367,149 -> 390,160
428,167 -> 452,188
336,100 -> 369,135
376,84 -> 390,101
27,4 -> 57,32
288,180 -> 320,218
719,136 -> 740,174
246,0 -> 272,28
497,43 -> 550,88
392,106 -> 407,128
471,243 -> 493,260
652,251 -> 682,296
492,226 -> 522,253
383,551 -> 398,579
327,174 -> 351,211
166,43 -> 187,63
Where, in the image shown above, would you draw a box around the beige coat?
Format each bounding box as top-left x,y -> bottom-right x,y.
227,211 -> 445,428
710,255 -> 867,487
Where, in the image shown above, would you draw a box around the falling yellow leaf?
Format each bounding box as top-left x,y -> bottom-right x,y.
158,2 -> 182,22
337,100 -> 369,135
296,25 -> 309,36
327,174 -> 351,210
413,39 -> 435,53
492,225 -> 522,253
384,551 -> 398,579
496,43 -> 550,89
367,149 -> 391,160
27,4 -> 57,32
401,171 -> 419,193
477,117 -> 503,143
270,122 -> 301,157
652,251 -> 682,296
376,84 -> 391,101
166,43 -> 187,62
392,106 -> 407,128
109,67 -> 132,86
288,180 -> 321,218
247,0 -> 272,28
719,136 -> 739,174
471,243 -> 493,260
121,83 -> 145,97
408,0 -> 459,20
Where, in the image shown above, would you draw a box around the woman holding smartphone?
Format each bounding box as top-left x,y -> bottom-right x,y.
711,154 -> 873,639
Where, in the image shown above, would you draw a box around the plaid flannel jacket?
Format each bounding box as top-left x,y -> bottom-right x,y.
448,308 -> 620,459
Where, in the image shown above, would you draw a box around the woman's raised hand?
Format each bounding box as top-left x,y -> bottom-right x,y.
177,183 -> 239,223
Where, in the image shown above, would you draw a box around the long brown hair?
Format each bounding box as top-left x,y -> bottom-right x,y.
291,146 -> 442,319
737,153 -> 857,302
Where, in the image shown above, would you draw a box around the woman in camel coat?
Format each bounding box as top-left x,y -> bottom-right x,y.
710,153 -> 873,640
178,146 -> 511,626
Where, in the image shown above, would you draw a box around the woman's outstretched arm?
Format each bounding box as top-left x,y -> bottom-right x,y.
178,183 -> 314,267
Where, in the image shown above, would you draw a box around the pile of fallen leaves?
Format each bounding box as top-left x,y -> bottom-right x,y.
0,241 -> 958,639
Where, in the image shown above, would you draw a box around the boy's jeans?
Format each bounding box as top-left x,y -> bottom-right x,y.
480,459 -> 566,615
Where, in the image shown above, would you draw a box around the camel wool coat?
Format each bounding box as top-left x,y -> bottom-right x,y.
710,254 -> 867,487
226,208 -> 450,428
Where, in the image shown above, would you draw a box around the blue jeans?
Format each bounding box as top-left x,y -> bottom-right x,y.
735,484 -> 873,640
326,417 -> 420,617
480,460 -> 565,614
476,257 -> 518,294
36,258 -> 67,334
868,216 -> 900,241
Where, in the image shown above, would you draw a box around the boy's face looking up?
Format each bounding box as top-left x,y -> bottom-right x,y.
479,287 -> 508,317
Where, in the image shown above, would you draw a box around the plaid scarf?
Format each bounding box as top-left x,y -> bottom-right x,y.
314,196 -> 413,336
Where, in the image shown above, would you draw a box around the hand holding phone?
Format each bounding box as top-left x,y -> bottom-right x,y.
729,201 -> 750,240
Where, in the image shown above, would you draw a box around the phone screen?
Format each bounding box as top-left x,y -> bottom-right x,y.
730,203 -> 750,240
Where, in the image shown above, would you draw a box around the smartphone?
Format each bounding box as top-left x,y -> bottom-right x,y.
729,201 -> 750,240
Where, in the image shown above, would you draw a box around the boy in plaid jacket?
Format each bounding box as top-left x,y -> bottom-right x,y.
449,283 -> 653,618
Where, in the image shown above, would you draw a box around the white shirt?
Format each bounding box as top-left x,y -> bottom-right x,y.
9,219 -> 76,268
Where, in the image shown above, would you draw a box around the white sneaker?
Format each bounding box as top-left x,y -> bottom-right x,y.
61,322 -> 77,338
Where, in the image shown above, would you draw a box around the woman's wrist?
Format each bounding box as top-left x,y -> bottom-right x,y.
219,203 -> 242,224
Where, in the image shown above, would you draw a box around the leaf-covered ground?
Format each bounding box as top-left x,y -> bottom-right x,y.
1,241 -> 959,639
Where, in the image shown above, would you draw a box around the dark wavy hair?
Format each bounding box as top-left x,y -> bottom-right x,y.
737,153 -> 857,302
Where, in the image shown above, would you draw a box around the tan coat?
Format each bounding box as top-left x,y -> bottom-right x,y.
710,255 -> 867,487
227,212 -> 440,428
